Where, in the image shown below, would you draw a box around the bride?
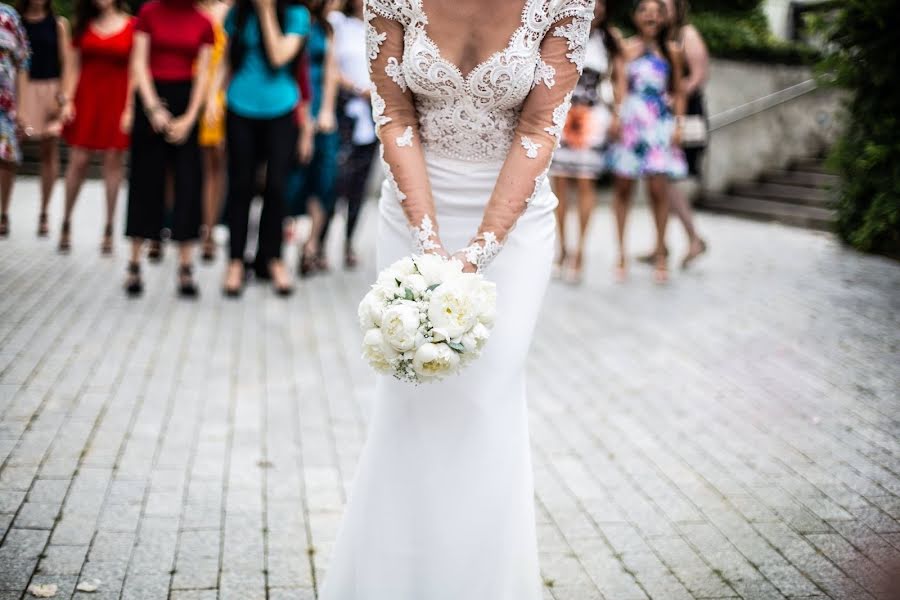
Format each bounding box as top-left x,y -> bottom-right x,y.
320,0 -> 595,598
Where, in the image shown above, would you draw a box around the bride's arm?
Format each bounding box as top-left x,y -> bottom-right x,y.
455,2 -> 594,272
366,3 -> 443,256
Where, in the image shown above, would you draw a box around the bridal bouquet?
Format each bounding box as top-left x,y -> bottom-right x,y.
358,254 -> 497,384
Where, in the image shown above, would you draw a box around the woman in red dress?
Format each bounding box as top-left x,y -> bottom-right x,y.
59,0 -> 134,254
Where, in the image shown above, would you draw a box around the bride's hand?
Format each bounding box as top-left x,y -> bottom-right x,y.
451,250 -> 478,273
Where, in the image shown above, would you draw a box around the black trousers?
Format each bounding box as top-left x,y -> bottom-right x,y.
318,103 -> 378,248
126,81 -> 202,242
226,109 -> 298,262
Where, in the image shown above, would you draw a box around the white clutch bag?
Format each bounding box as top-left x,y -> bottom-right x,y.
681,115 -> 708,148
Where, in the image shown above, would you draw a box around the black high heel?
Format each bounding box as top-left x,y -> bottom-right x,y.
148,240 -> 163,262
58,221 -> 71,253
38,213 -> 49,237
0,214 -> 8,237
125,262 -> 143,297
177,264 -> 199,298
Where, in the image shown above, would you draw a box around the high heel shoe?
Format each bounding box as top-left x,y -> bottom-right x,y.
38,213 -> 49,237
270,260 -> 294,297
222,262 -> 244,298
177,264 -> 199,298
637,246 -> 668,265
58,221 -> 71,253
0,214 -> 8,237
201,236 -> 216,263
101,225 -> 113,255
125,262 -> 143,297
344,245 -> 359,270
148,240 -> 163,262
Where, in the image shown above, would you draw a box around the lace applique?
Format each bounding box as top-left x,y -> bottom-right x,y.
552,16 -> 591,73
365,11 -> 386,67
520,135 -> 542,158
544,91 -> 573,141
412,215 -> 440,254
528,166 -> 550,204
379,144 -> 406,201
461,232 -> 503,273
396,126 -> 414,147
385,57 -> 407,91
371,89 -> 391,128
533,59 -> 556,89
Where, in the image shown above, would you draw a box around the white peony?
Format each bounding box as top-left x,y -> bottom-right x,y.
476,281 -> 498,326
358,290 -> 385,330
415,252 -> 463,286
362,328 -> 397,373
381,302 -> 422,352
412,342 -> 461,379
427,277 -> 483,340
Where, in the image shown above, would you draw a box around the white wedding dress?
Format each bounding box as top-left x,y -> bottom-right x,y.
319,1 -> 594,598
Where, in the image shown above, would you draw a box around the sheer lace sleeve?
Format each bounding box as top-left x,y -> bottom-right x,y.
366,0 -> 441,255
458,1 -> 593,272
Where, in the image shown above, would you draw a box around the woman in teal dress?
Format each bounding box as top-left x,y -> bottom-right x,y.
289,0 -> 338,276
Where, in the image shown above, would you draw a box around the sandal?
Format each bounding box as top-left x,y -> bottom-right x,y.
101,224 -> 113,255
201,235 -> 216,263
564,251 -> 584,285
681,238 -> 708,270
58,221 -> 71,253
125,262 -> 143,297
148,240 -> 163,262
177,264 -> 199,298
638,246 -> 668,265
0,214 -> 8,237
38,213 -> 49,237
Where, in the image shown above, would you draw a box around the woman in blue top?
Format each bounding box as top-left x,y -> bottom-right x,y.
288,0 -> 338,277
207,0 -> 309,296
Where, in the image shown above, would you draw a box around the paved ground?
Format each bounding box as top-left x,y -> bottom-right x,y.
0,178 -> 899,600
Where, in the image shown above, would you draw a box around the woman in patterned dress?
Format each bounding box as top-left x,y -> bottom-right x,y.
608,0 -> 685,283
0,4 -> 30,238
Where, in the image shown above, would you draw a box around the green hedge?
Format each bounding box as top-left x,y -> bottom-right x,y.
820,0 -> 900,257
612,1 -> 818,65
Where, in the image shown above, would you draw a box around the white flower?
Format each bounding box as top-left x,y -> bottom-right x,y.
362,328 -> 397,374
412,342 -> 461,379
382,302 -> 422,352
427,277 -> 483,340
358,291 -> 385,329
476,281 -> 497,327
415,253 -> 463,287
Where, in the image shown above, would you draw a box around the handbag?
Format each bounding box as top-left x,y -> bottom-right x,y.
681,115 -> 708,148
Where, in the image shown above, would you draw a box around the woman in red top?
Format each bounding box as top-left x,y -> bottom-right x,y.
124,0 -> 213,298
58,0 -> 134,254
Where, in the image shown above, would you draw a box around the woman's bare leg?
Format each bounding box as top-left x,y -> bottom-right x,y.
574,177 -> 596,271
39,137 -> 59,222
552,176 -> 571,270
101,150 -> 125,253
612,175 -> 634,280
647,175 -> 670,283
60,147 -> 93,250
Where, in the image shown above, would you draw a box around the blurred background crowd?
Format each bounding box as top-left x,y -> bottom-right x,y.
0,0 -> 894,298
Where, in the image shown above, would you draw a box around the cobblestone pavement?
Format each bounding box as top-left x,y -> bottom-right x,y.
1,178 -> 899,600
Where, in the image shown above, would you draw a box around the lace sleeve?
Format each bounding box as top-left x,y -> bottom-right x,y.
366,1 -> 441,255
458,3 -> 593,272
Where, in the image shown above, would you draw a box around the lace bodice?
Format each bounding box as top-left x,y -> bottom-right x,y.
366,0 -> 595,269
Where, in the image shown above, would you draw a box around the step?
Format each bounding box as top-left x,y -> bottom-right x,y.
790,157 -> 832,174
699,193 -> 835,231
730,182 -> 830,207
761,169 -> 840,189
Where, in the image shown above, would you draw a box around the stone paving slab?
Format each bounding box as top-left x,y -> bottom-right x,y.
0,178 -> 898,599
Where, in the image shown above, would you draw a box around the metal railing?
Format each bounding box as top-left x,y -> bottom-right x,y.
708,78 -> 820,132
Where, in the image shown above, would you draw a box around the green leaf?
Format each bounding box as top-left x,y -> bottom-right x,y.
404,288 -> 415,301
426,283 -> 440,292
447,341 -> 466,353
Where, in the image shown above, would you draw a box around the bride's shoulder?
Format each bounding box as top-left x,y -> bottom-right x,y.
365,0 -> 419,25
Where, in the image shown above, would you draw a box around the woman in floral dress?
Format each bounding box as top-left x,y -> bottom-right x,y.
0,4 -> 30,238
608,0 -> 685,283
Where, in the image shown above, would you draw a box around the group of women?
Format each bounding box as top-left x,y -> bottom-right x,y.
0,0 -> 375,298
554,0 -> 710,284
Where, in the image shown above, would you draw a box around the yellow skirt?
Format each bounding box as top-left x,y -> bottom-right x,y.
199,91 -> 225,147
